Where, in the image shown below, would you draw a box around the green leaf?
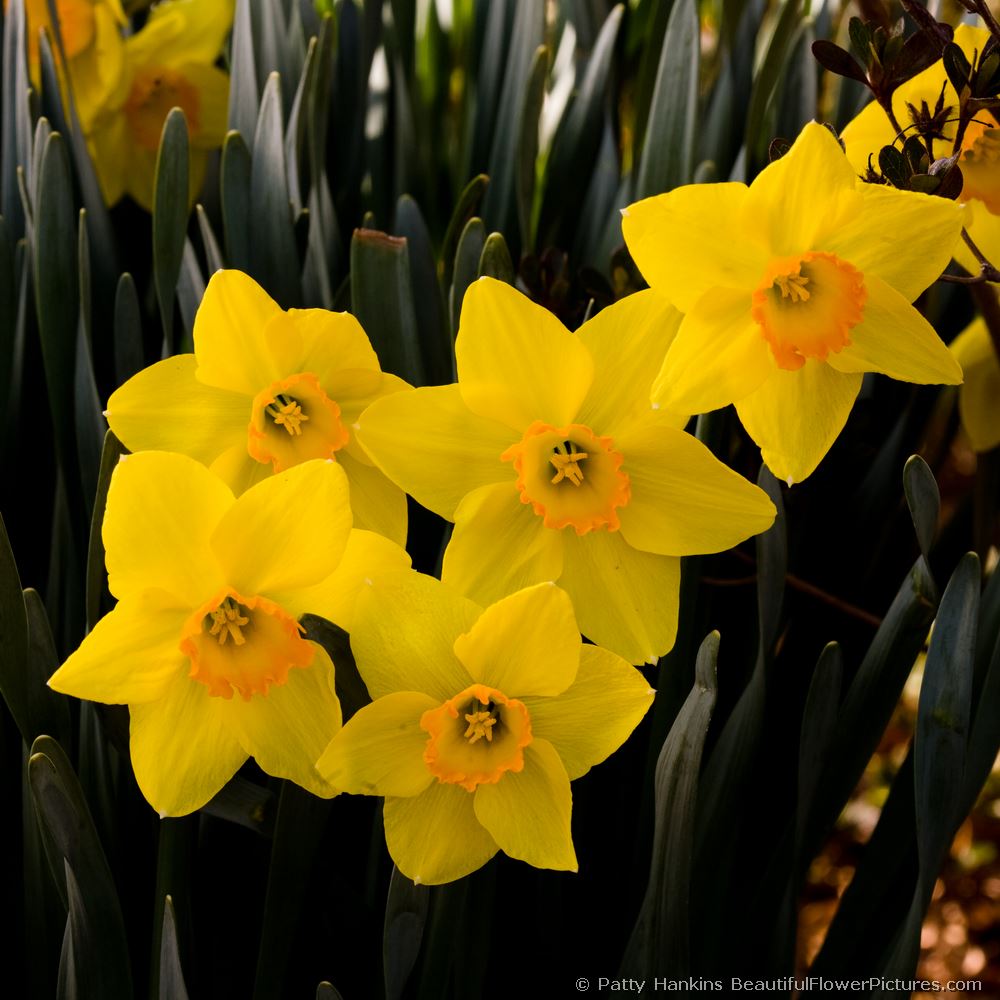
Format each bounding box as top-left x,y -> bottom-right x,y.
113,273 -> 143,385
0,215 -> 17,428
34,131 -> 82,506
0,510 -> 31,742
441,173 -> 488,292
395,195 -> 450,385
200,776 -> 277,836
221,130 -> 252,272
477,231 -> 515,284
251,73 -> 302,307
350,228 -> 424,385
903,454 -> 940,565
158,896 -> 191,1000
481,0 -> 544,246
744,0 -> 802,176
2,0 -> 31,235
195,205 -> 225,274
57,862 -> 89,1000
153,108 -> 190,353
450,216 -> 485,338
774,21 -> 818,144
539,5 -> 624,245
624,631 -> 718,977
85,430 -> 125,632
227,0 -> 260,145
468,0 -> 516,175
24,588 -> 71,747
631,0 -> 676,164
175,238 -> 205,351
516,45 -> 548,252
29,737 -> 132,998
634,0 -> 698,199
383,866 -> 429,1000
300,614 -> 371,723
252,783 -> 334,1000
795,642 -> 842,856
316,984 -> 345,1000
75,211 -> 104,511
755,465 -> 786,654
799,556 -> 938,870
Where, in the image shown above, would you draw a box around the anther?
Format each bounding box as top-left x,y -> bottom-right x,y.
463,708 -> 498,744
208,598 -> 250,646
550,441 -> 588,486
266,394 -> 310,436
773,272 -> 810,302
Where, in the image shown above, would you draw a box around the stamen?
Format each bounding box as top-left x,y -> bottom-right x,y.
463,707 -> 497,744
773,272 -> 810,302
266,394 -> 310,436
207,598 -> 250,646
550,441 -> 588,486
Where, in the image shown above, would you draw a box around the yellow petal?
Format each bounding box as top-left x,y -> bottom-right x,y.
87,113 -> 129,207
955,201 -> 1000,279
575,290 -> 688,435
105,355 -> 250,465
277,529 -> 411,631
124,147 -> 158,212
455,277 -> 594,430
616,423 -> 776,555
651,288 -> 773,413
559,530 -> 680,664
48,592 -> 188,704
210,459 -> 352,596
264,309 -> 382,386
522,645 -> 654,779
339,373 -> 411,457
452,583 -> 579,697
827,274 -> 962,384
315,691 -> 437,796
383,780 -> 498,884
621,183 -> 765,312
129,676 -> 246,816
735,362 -> 863,485
473,739 -> 576,872
349,570 -> 479,701
357,385 -> 514,520
132,0 -> 235,65
441,483 -> 564,607
103,452 -> 230,605
745,121 -> 858,256
824,186 -> 965,303
208,442 -> 272,496
336,451 -> 408,547
194,270 -> 284,395
953,319 -> 1000,452
221,645 -> 341,798
70,5 -> 128,132
182,63 -> 230,149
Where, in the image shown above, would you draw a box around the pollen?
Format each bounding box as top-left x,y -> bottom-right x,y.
208,598 -> 250,646
751,251 -> 866,371
502,422 -> 630,534
549,443 -> 588,485
421,684 -> 532,792
463,708 -> 497,744
267,395 -> 310,436
180,589 -> 314,700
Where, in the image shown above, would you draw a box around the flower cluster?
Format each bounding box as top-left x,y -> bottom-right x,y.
47,35 -> 982,882
20,0 -> 233,209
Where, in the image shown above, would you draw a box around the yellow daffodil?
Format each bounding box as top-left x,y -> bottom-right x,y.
47,452 -> 410,816
317,574 -> 654,884
105,270 -> 410,546
355,278 -> 776,664
86,0 -> 233,209
622,121 -> 965,485
840,25 -> 1000,279
11,0 -> 126,129
951,317 -> 1000,452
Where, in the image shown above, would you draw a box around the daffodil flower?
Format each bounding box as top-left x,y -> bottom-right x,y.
355,278 -> 776,664
86,0 -> 233,209
47,453 -> 410,816
951,318 -> 1000,453
840,25 -> 1000,278
11,0 -> 126,130
623,121 -> 965,485
105,270 -> 410,547
316,574 -> 654,885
